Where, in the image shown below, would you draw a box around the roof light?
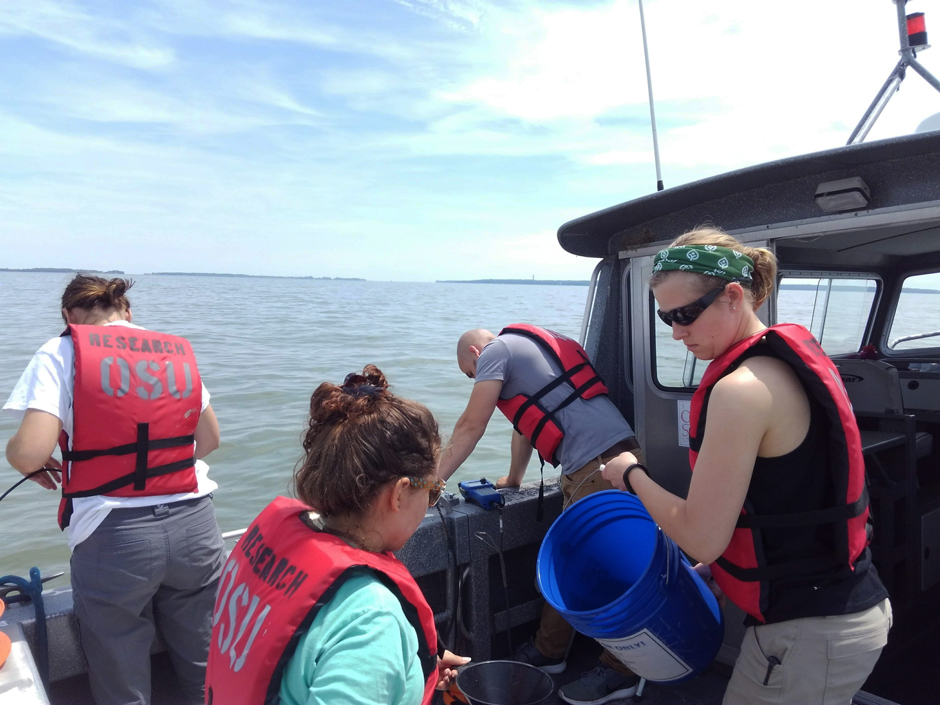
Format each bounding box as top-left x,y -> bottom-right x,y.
814,177 -> 871,213
908,12 -> 930,52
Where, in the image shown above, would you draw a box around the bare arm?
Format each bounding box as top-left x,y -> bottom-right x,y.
194,404 -> 220,459
438,380 -> 503,481
496,431 -> 533,488
5,409 -> 63,489
604,367 -> 771,563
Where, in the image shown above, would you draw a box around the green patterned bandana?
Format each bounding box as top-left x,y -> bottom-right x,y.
652,245 -> 754,282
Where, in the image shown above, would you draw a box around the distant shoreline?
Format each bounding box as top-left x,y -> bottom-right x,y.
437,279 -> 590,286
780,283 -> 940,294
0,267 -> 125,274
4,270 -> 938,293
150,272 -> 366,281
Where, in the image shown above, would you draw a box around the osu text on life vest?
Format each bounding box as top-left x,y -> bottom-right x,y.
57,324 -> 203,528
205,497 -> 438,705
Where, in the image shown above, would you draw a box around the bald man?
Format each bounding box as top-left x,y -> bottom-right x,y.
439,324 -> 641,705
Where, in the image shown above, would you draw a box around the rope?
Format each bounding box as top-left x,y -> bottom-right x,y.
0,567 -> 49,691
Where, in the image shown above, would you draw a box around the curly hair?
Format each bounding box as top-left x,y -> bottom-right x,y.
294,365 -> 441,516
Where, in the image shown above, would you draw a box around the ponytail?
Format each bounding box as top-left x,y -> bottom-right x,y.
61,274 -> 133,314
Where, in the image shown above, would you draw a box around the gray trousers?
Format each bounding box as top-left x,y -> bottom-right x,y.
71,496 -> 225,705
723,598 -> 892,704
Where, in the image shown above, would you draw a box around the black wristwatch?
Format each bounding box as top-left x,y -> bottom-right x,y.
622,463 -> 648,495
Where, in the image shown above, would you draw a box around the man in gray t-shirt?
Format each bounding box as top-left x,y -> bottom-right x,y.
438,326 -> 641,704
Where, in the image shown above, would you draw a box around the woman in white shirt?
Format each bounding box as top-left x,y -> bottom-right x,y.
4,274 -> 224,705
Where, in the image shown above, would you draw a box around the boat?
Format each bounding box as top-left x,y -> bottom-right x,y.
3,127 -> 940,704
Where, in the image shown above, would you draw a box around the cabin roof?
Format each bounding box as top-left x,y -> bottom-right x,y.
557,131 -> 940,258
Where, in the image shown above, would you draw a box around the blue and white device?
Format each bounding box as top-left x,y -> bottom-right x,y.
458,479 -> 504,510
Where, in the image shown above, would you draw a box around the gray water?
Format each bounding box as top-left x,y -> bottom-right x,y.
3,273 -> 939,583
0,273 -> 589,581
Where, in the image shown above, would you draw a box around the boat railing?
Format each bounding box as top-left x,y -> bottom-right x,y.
2,477 -> 568,685
889,330 -> 940,347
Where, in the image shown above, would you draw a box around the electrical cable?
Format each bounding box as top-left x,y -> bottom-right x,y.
435,503 -> 460,652
473,505 -> 513,656
0,469 -> 56,505
562,466 -> 603,512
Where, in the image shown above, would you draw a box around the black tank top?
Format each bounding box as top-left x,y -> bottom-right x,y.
745,372 -> 887,625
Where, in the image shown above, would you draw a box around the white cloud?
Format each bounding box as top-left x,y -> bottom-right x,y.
0,0 -> 175,69
2,0 -> 939,278
392,0 -> 485,31
434,0 -> 940,170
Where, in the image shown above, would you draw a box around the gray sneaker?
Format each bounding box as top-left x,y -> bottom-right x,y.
512,640 -> 567,675
559,665 -> 639,705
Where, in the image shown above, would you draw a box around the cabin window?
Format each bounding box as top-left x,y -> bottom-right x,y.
887,272 -> 940,351
777,276 -> 879,355
651,291 -> 707,390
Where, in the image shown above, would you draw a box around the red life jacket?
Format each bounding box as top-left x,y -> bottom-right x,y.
688,324 -> 870,623
205,497 -> 438,705
57,324 -> 202,529
494,324 -> 608,466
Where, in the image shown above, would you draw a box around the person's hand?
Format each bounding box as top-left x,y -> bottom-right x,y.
436,650 -> 471,690
600,452 -> 638,491
495,476 -> 521,489
692,562 -> 726,607
25,457 -> 62,490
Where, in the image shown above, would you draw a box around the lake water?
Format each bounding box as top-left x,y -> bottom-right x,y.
0,273 -> 590,581
2,272 -> 939,582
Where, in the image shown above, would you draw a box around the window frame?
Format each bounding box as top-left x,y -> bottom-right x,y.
883,268 -> 940,356
775,270 -> 882,357
649,288 -> 707,392
649,270 -> 882,392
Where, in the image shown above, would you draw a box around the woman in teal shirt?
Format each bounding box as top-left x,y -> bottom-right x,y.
279,366 -> 469,705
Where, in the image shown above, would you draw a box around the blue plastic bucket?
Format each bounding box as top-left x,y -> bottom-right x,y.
537,491 -> 723,683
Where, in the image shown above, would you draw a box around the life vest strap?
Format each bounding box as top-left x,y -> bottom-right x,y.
715,553 -> 842,583
135,423 -> 149,491
510,362 -> 590,430
735,485 -> 869,530
61,457 -> 196,498
61,433 -> 196,462
528,373 -> 603,458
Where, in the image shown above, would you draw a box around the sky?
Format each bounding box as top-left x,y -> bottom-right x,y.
2,0 -> 940,281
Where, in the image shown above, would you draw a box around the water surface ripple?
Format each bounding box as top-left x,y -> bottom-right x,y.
0,273 -> 588,579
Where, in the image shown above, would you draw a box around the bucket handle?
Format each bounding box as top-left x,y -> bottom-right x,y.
659,530 -> 684,585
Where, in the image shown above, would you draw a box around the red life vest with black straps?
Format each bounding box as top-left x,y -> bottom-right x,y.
205,497 -> 438,705
689,323 -> 871,623
494,324 -> 608,466
57,323 -> 202,529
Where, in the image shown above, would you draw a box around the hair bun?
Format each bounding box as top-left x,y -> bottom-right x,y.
306,366 -> 389,430
105,278 -> 127,302
360,365 -> 389,390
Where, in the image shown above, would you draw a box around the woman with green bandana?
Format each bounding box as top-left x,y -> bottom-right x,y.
601,227 -> 891,704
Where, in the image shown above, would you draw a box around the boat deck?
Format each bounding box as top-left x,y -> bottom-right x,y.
46,619 -> 935,705
46,634 -> 733,705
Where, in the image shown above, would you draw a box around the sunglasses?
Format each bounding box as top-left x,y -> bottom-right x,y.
408,476 -> 446,507
657,283 -> 728,327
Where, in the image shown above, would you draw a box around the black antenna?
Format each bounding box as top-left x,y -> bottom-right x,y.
848,0 -> 940,144
638,0 -> 664,191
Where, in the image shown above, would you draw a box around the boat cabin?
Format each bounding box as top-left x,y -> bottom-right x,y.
564,129 -> 940,703
4,132 -> 940,704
